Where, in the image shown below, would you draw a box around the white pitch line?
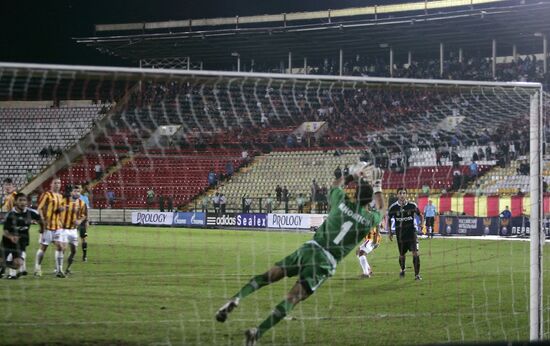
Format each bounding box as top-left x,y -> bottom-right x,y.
0,311 -> 526,327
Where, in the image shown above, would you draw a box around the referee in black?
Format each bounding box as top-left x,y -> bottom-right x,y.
388,187 -> 423,280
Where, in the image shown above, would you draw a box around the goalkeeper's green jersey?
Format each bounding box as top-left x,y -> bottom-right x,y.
313,187 -> 382,262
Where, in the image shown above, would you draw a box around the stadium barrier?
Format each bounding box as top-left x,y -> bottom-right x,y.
2,209 -> 539,239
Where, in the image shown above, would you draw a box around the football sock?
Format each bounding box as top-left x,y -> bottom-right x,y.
82,242 -> 88,259
19,251 -> 26,273
358,255 -> 370,275
8,268 -> 17,277
257,300 -> 295,339
67,249 -> 75,269
399,256 -> 406,272
234,273 -> 273,300
55,250 -> 64,273
413,255 -> 420,276
35,249 -> 44,269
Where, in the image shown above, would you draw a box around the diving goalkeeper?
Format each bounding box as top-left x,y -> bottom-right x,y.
215,162 -> 385,345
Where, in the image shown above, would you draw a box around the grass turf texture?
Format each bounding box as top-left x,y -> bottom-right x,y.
0,225 -> 548,345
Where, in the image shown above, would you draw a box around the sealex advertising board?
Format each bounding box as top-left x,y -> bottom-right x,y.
206,213 -> 267,228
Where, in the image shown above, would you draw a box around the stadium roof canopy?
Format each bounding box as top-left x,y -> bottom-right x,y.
76,0 -> 550,68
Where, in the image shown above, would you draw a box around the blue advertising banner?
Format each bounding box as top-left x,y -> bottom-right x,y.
173,212 -> 206,226
438,216 -> 499,236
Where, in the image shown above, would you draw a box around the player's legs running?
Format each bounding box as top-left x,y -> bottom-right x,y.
79,223 -> 88,262
35,231 -> 53,277
357,240 -> 374,278
412,240 -> 421,280
65,229 -> 78,274
54,236 -> 66,278
397,239 -> 407,278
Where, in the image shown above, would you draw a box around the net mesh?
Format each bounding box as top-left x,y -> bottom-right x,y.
0,64 -> 547,344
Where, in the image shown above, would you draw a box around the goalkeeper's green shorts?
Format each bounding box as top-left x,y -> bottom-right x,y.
275,240 -> 336,294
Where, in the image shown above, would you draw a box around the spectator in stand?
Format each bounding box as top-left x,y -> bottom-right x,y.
264,193 -> 273,213
208,169 -> 217,187
201,195 -> 210,213
296,193 -> 305,213
500,206 -> 512,220
26,169 -> 33,183
95,164 -> 103,180
452,170 -> 463,191
451,151 -> 462,168
435,149 -> 442,166
146,188 -> 155,211
167,196 -> 174,212
275,185 -> 282,203
243,194 -> 252,213
485,146 -> 492,160
282,186 -> 289,203
106,190 -> 115,208
310,180 -> 319,204
477,147 -> 485,161
226,161 -> 234,178
517,160 -> 529,175
469,161 -> 479,180
212,193 -> 221,215
343,165 -> 350,176
334,166 -> 342,180
159,195 -> 165,212
241,150 -> 250,166
220,194 -> 227,214
320,185 -> 328,213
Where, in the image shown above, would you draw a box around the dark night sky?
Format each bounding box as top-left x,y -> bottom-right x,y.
0,0 -> 403,66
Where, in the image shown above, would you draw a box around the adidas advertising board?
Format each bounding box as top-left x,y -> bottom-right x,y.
206,213 -> 267,228
132,211 -> 174,225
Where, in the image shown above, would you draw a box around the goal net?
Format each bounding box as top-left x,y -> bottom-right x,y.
0,62 -> 547,345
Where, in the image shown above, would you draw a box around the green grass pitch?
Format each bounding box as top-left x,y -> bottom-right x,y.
0,225 -> 548,345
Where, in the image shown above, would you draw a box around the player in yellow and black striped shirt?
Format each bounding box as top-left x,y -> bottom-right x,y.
2,178 -> 17,212
61,184 -> 87,275
35,177 -> 66,277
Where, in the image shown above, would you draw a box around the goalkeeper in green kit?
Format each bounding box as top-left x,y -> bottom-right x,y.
215,162 -> 385,345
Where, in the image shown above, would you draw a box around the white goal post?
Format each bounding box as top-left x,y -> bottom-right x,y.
0,61 -> 545,341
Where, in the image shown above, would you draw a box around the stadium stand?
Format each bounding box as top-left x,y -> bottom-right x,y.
0,102 -> 106,187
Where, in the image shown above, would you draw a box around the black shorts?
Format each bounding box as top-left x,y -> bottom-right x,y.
1,239 -> 23,260
425,217 -> 435,230
78,223 -> 88,238
397,236 -> 418,255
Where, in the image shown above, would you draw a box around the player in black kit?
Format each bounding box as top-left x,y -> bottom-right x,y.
387,187 -> 423,280
1,193 -> 43,279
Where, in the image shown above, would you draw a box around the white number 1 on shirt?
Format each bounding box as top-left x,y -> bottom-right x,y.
333,221 -> 353,245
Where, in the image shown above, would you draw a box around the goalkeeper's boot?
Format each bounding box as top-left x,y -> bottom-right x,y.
215,297 -> 240,322
245,328 -> 259,346
415,275 -> 423,281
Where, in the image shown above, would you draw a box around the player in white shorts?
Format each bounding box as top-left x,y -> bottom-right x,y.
356,224 -> 382,278
60,184 -> 87,275
35,178 -> 67,278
